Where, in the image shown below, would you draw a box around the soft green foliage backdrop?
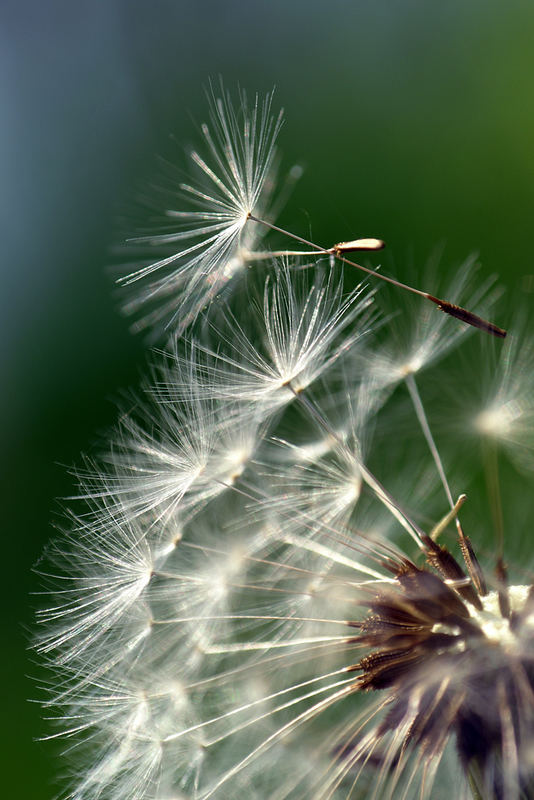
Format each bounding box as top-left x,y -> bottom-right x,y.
2,1 -> 534,796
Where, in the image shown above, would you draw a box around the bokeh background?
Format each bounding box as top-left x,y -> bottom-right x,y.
3,1 -> 534,796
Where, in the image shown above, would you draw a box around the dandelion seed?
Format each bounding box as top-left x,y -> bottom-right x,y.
471,321 -> 534,472
368,255 -> 502,390
163,261 -> 377,418
118,86 -> 504,342
67,352 -> 268,535
118,84 -> 285,335
248,214 -> 506,339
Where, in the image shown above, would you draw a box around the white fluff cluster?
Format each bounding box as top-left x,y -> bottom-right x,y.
37,87 -> 534,800
118,84 -> 285,335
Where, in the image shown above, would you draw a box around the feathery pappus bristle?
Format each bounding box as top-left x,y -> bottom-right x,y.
117,82 -> 287,336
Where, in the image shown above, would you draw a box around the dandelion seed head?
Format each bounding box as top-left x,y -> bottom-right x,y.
37,84 -> 533,800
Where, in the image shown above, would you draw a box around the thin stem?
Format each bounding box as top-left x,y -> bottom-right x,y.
405,373 -> 455,512
404,376 -> 487,594
247,214 -> 507,338
483,439 -> 504,559
248,214 -> 428,297
243,249 -> 323,259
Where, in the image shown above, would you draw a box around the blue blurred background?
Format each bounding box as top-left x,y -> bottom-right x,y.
2,1 -> 534,795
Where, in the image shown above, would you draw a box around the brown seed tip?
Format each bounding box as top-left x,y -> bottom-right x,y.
334,238 -> 385,253
426,295 -> 507,339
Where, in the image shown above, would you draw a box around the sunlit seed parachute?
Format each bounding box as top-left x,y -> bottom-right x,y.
463,313 -> 534,473
117,83 -> 287,337
36,88 -> 534,800
115,83 -> 504,344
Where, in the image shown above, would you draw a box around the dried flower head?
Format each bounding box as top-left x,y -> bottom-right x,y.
353,535 -> 534,800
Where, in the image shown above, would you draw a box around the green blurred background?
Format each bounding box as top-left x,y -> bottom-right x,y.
3,1 -> 534,795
